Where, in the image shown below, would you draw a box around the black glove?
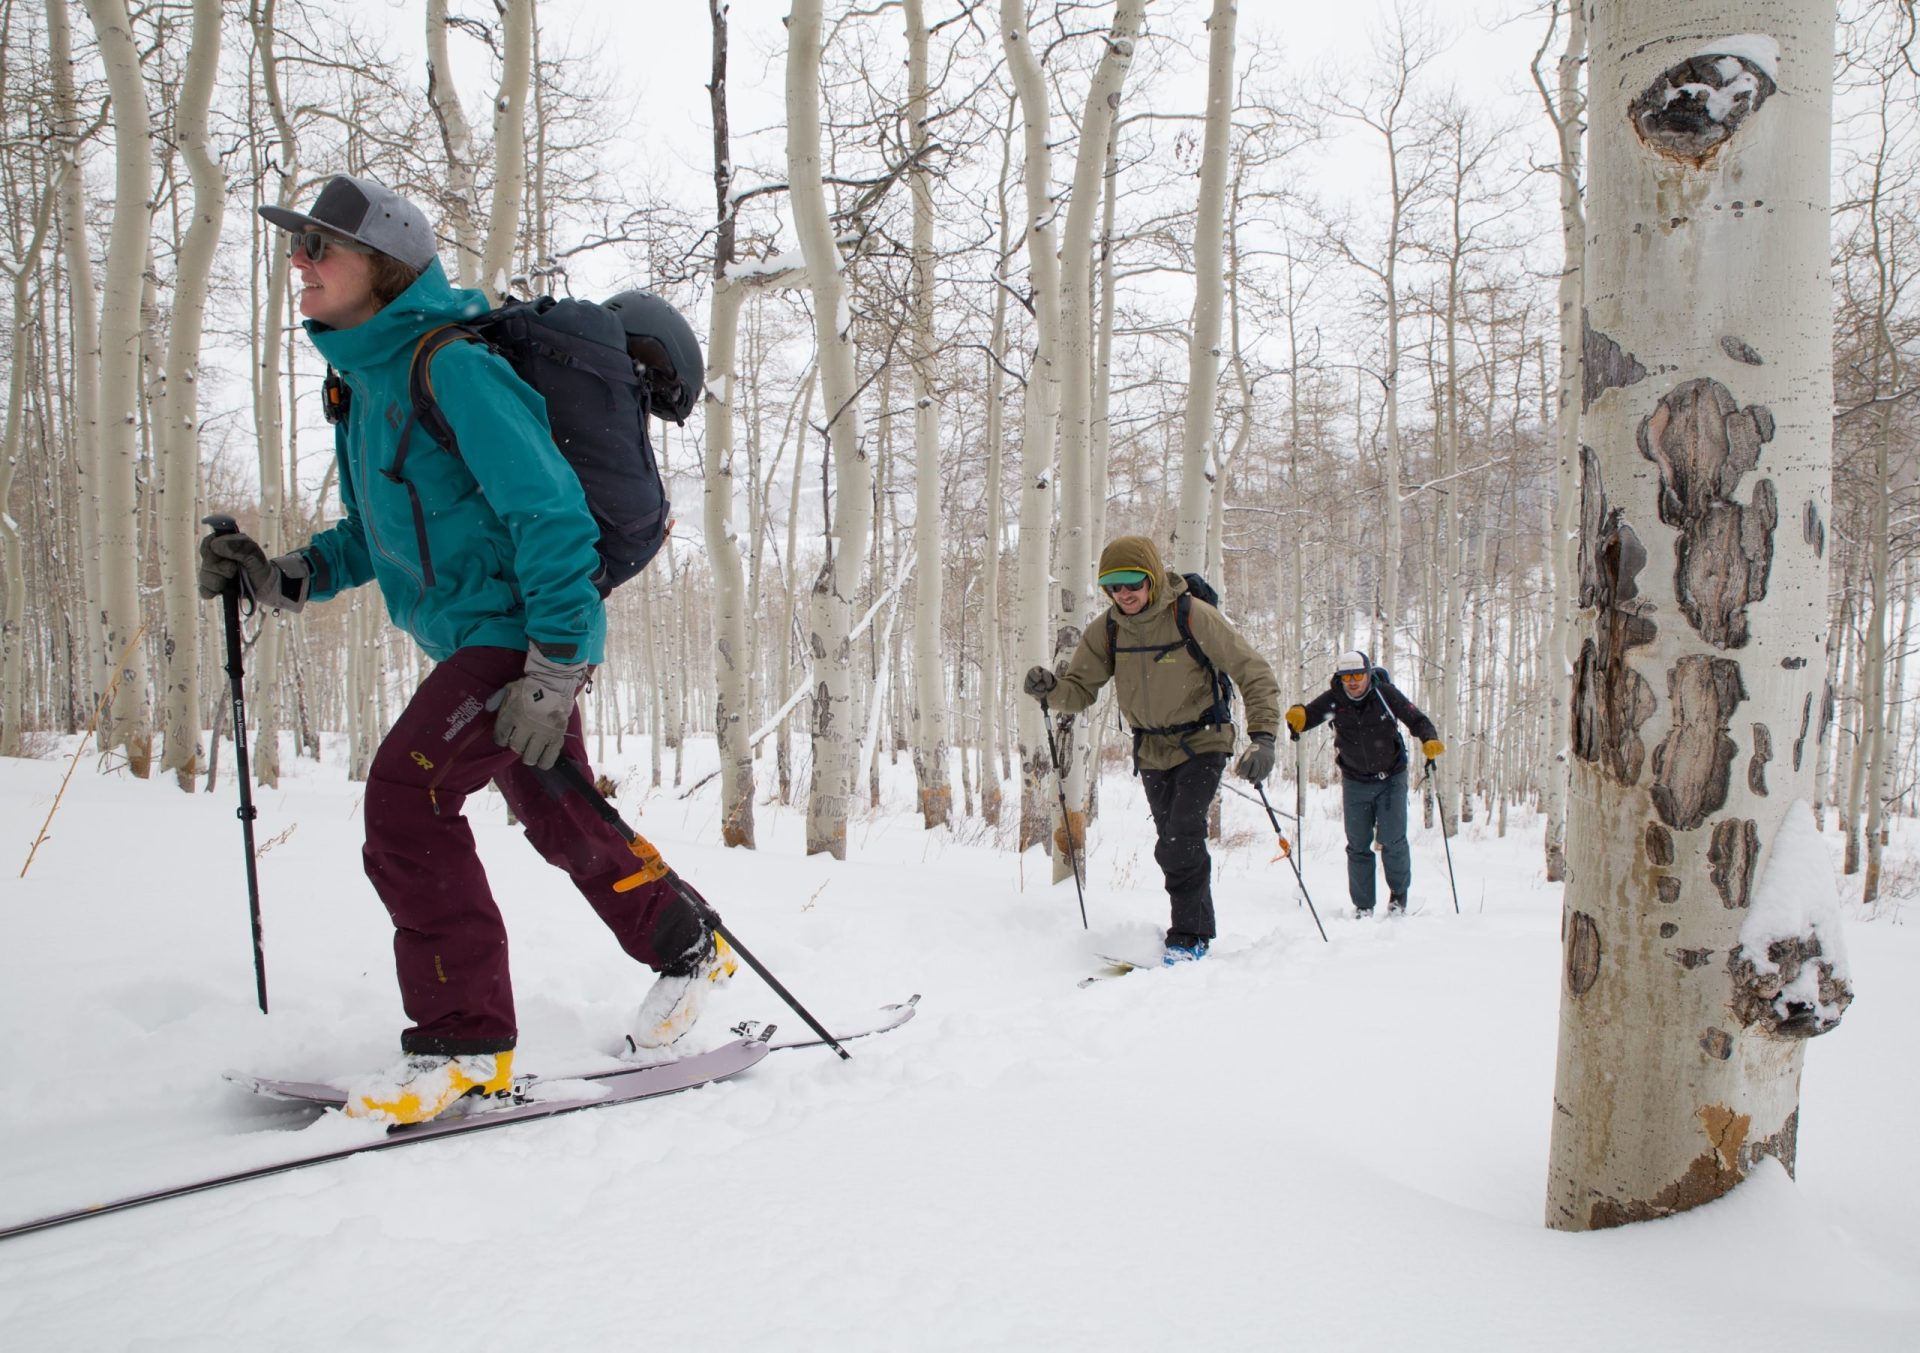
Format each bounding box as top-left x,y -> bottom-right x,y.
493,644 -> 587,770
1023,665 -> 1058,701
197,531 -> 310,612
1235,733 -> 1276,784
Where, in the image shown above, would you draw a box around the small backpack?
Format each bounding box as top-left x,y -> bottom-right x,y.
1105,571 -> 1235,762
323,294 -> 689,596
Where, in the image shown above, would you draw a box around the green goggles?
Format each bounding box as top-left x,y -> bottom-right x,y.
1098,569 -> 1150,589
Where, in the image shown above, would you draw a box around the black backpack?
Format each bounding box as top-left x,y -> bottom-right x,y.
322,295 -> 679,596
1105,571 -> 1235,759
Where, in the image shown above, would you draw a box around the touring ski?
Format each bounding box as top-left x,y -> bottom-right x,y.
2,1034 -> 771,1243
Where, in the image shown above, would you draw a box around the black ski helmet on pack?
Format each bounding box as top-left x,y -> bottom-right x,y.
604,290 -> 703,425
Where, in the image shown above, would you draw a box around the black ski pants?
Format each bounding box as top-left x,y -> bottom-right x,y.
1138,752 -> 1228,942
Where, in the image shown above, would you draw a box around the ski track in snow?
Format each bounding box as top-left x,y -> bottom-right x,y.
1,739 -> 1915,1351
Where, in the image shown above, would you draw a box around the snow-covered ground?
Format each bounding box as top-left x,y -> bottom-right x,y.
1,737 -> 1914,1351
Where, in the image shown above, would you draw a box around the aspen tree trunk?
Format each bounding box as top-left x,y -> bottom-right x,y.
1002,0 -> 1062,854
1548,1 -> 1852,1230
84,0 -> 154,777
49,0 -> 106,698
1052,0 -> 1143,879
1535,0 -> 1588,881
0,183 -> 64,756
790,0 -> 870,859
905,0 -> 953,830
978,105 -> 1017,830
1170,0 -> 1233,576
157,0 -> 225,790
480,0 -> 532,302
426,0 -> 482,289
248,2 -> 300,789
779,368 -> 816,804
704,0 -> 754,848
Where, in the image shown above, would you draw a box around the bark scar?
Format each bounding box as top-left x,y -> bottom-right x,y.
1638,379 -> 1776,648
1631,54 -> 1776,166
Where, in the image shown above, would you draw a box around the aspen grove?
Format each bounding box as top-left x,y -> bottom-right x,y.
0,0 -> 1913,1231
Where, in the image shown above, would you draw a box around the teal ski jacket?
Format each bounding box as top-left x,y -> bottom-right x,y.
296,259 -> 606,665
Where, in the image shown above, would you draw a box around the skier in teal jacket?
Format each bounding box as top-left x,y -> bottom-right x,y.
197,176 -> 733,1124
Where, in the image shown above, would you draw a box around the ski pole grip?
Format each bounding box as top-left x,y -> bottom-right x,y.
202,512 -> 238,536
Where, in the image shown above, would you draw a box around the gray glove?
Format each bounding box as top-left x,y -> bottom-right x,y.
1023,665 -> 1058,701
1235,732 -> 1276,784
197,531 -> 310,612
493,644 -> 587,769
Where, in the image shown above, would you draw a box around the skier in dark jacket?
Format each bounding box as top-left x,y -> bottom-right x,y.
196,175 -> 732,1124
1024,535 -> 1281,963
1287,650 -> 1443,917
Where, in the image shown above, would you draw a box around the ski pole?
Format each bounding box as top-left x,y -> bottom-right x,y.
1039,697 -> 1089,929
1255,781 -> 1327,943
202,514 -> 269,1014
549,755 -> 851,1059
1425,758 -> 1462,914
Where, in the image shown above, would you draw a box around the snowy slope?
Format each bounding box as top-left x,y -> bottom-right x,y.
1,741 -> 1915,1351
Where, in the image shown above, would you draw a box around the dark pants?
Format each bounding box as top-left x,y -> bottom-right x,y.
1342,770 -> 1411,911
364,646 -> 702,1055
1138,753 -> 1228,941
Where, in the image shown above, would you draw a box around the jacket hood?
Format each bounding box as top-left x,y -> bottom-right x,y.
1098,534 -> 1171,608
304,258 -> 491,372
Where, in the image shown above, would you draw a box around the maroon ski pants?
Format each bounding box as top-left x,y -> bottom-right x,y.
363,646 -> 701,1055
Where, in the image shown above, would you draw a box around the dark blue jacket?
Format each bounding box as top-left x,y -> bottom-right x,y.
1299,669 -> 1437,781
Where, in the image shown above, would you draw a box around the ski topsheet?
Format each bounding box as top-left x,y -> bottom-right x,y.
0,1034 -> 770,1243
236,996 -> 920,1109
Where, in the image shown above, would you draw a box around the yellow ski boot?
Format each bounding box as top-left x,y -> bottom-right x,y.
628,933 -> 737,1052
345,1050 -> 515,1124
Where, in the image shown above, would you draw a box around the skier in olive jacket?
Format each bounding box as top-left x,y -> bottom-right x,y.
196,176 -> 731,1124
1287,650 -> 1443,917
1023,535 -> 1280,962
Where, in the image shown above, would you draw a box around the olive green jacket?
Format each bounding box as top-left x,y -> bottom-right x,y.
1048,541 -> 1280,772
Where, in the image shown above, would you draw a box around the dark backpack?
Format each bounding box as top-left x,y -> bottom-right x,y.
322,295 -> 680,596
1105,571 -> 1235,761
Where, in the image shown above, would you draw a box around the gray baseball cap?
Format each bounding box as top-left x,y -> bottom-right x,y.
259,175 -> 437,271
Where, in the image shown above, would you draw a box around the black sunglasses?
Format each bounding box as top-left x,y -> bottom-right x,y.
289,229 -> 374,263
1104,578 -> 1150,595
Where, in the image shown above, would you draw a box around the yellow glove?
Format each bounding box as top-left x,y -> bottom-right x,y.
1423,739 -> 1445,760
1285,705 -> 1307,734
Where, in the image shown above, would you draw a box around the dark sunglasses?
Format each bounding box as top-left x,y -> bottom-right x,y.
289,229 -> 374,263
1104,578 -> 1150,595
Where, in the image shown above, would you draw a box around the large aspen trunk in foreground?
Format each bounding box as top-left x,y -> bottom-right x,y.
1548,0 -> 1852,1230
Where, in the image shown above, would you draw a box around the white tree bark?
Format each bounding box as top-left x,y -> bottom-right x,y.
704,0 -> 754,848
247,1 -> 300,788
48,0 -> 105,699
1052,0 -> 1143,877
1002,0 -> 1062,854
1534,0 -> 1588,883
1548,0 -> 1853,1230
789,0 -> 870,859
1171,0 -> 1233,575
480,0 -> 532,302
426,0 -> 483,289
0,171 -> 66,757
978,103 -> 1017,830
905,0 -> 953,830
83,0 -> 154,777
158,0 -> 225,790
